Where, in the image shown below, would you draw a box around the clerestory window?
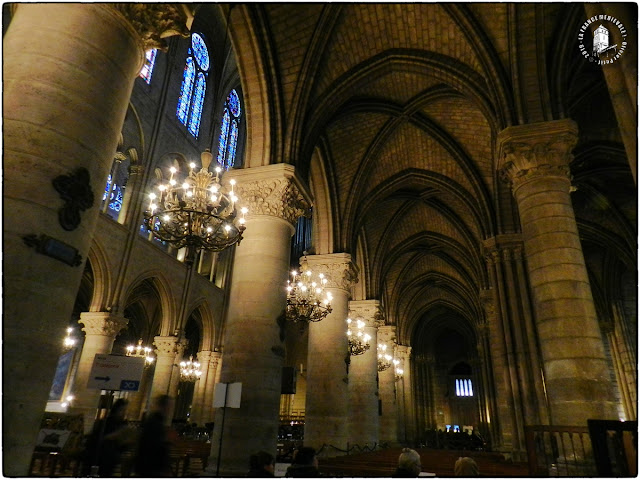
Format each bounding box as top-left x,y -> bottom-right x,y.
177,33 -> 210,138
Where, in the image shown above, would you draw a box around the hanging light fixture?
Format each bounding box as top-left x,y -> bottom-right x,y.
126,339 -> 155,366
63,327 -> 77,351
347,318 -> 371,356
394,359 -> 404,380
144,149 -> 248,264
180,356 -> 202,382
285,255 -> 333,324
377,343 -> 393,371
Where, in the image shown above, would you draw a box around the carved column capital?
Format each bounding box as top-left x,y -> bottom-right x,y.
79,312 -> 128,337
479,288 -> 496,320
395,344 -> 412,360
349,300 -> 383,328
110,3 -> 190,51
498,119 -> 578,191
153,335 -> 180,356
230,164 -> 312,226
377,325 -> 397,345
305,253 -> 359,292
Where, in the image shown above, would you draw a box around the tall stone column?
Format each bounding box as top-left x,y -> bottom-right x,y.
71,312 -> 128,432
209,164 -> 311,475
378,326 -> 399,445
202,351 -> 222,423
304,253 -> 358,454
190,350 -> 212,425
498,119 -> 617,424
150,336 -> 181,415
396,345 -> 413,444
2,4 -> 187,474
347,300 -> 382,448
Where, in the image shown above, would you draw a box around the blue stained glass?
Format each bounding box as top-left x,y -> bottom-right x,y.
217,109 -> 230,165
188,73 -> 206,137
226,120 -> 238,170
177,57 -> 195,124
103,174 -> 113,201
139,48 -> 157,84
227,89 -> 241,117
108,185 -> 123,212
191,33 -> 210,71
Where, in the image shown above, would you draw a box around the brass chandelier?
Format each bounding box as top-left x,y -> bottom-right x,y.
144,150 -> 247,263
377,343 -> 393,371
180,356 -> 202,382
285,256 -> 333,324
126,339 -> 155,366
347,317 -> 371,356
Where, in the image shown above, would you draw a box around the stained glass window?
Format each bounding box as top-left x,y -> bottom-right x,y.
455,378 -> 473,397
139,48 -> 157,84
217,89 -> 242,169
102,174 -> 125,221
177,33 -> 210,137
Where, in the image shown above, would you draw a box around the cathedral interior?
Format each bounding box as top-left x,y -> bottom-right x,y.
3,3 -> 637,477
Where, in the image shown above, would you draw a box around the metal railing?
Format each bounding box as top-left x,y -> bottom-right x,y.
524,425 -> 597,476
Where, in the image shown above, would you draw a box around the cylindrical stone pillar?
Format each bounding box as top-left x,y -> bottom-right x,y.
150,336 -> 181,410
2,4 -> 187,474
190,350 -> 212,425
203,351 -> 222,423
304,253 -> 358,454
396,345 -> 413,444
72,312 -> 128,432
378,326 -> 399,446
347,300 -> 382,448
209,164 -> 311,476
498,119 -> 617,424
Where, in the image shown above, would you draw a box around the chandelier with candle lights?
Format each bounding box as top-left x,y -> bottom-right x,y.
393,358 -> 404,379
63,327 -> 77,351
285,256 -> 333,324
144,150 -> 247,263
347,318 -> 371,356
180,356 -> 202,382
377,343 -> 393,371
126,339 -> 155,366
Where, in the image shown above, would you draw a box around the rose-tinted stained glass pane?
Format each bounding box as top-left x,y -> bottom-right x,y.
188,73 -> 206,137
191,33 -> 210,72
217,109 -> 230,165
139,48 -> 157,84
177,57 -> 195,125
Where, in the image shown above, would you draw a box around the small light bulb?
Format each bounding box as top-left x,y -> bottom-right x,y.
169,179 -> 177,186
241,207 -> 248,214
189,162 -> 196,169
211,195 -> 218,202
182,182 -> 189,189
206,227 -> 213,233
163,215 -> 170,221
216,167 -> 222,173
158,185 -> 166,192
224,225 -> 231,232
149,193 -> 156,200
149,203 -> 157,210
170,167 -> 177,174
211,185 -> 219,193
230,179 -> 236,186
186,190 -> 193,197
239,217 -> 246,225
230,195 -> 238,202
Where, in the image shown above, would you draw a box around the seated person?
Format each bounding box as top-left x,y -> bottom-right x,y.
248,451 -> 275,477
393,448 -> 422,477
285,446 -> 322,477
454,457 -> 479,477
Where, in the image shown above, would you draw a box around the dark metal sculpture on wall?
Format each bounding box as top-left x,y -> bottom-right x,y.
52,167 -> 94,231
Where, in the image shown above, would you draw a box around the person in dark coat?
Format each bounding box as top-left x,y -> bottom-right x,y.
81,398 -> 134,476
134,394 -> 174,477
247,450 -> 275,477
285,446 -> 322,477
393,448 -> 422,477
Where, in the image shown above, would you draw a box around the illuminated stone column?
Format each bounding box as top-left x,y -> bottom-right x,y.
395,345 -> 412,443
347,300 -> 382,448
378,325 -> 399,445
71,312 -> 128,432
304,254 -> 358,454
149,335 -> 181,414
498,119 -> 616,424
2,4 -> 187,474
202,351 -> 222,423
190,350 -> 212,425
209,164 -> 311,476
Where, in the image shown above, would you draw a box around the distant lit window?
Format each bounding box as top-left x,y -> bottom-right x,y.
216,89 -> 242,169
177,33 -> 210,138
456,378 -> 473,397
139,49 -> 158,84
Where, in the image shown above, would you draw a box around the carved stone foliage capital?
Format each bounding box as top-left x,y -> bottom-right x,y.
498,120 -> 578,189
235,177 -> 311,226
312,259 -> 358,292
479,289 -> 496,320
79,313 -> 128,337
153,335 -> 180,356
112,3 -> 190,51
377,325 -> 396,344
395,344 -> 411,360
349,300 -> 383,327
